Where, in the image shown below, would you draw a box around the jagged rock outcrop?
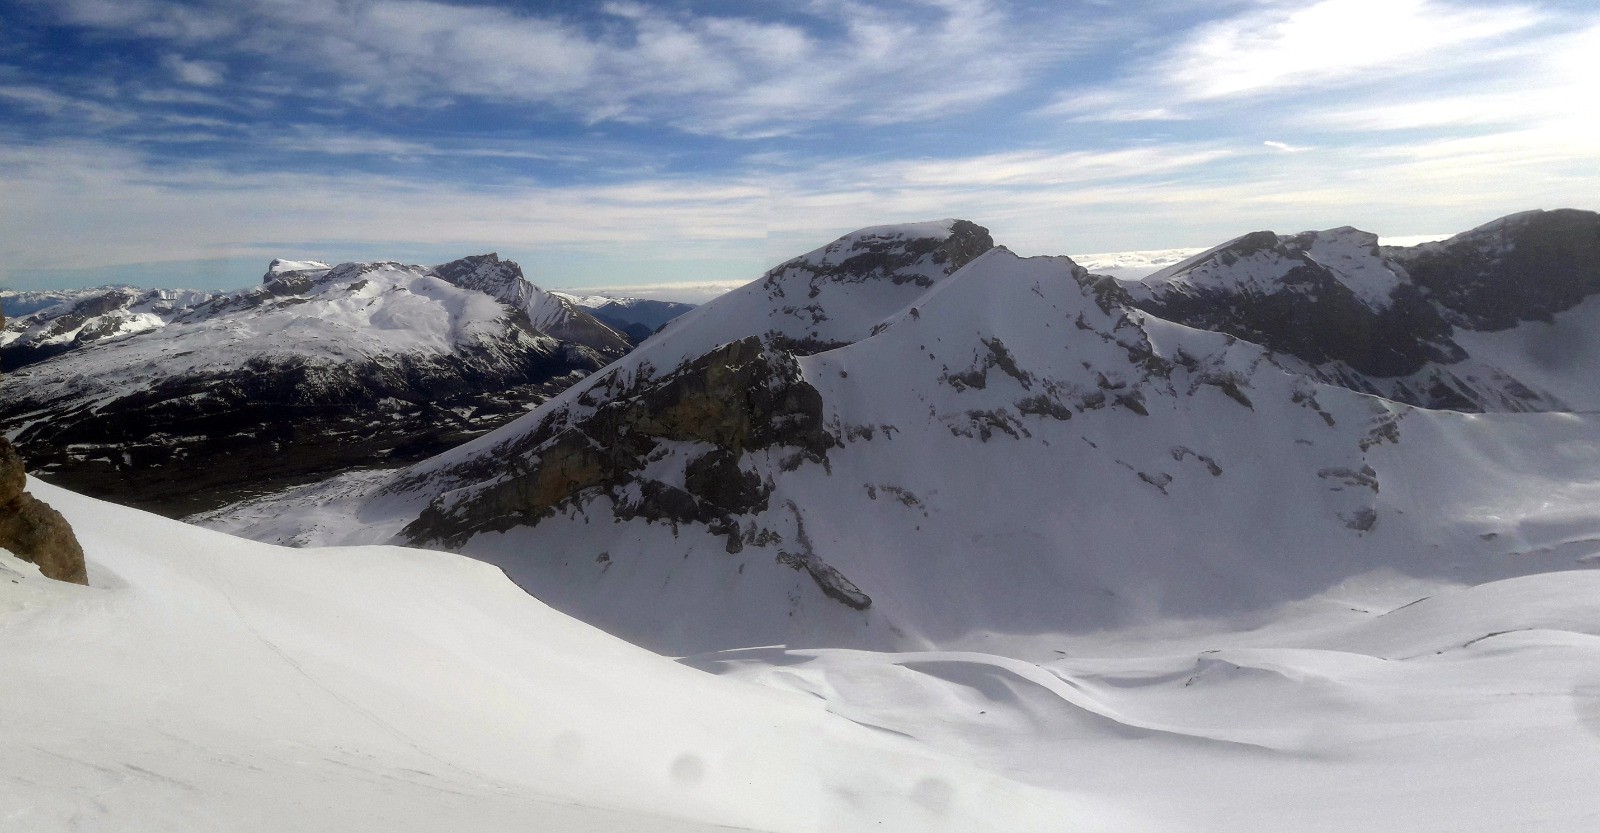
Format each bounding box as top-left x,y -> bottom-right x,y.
433,253 -> 633,354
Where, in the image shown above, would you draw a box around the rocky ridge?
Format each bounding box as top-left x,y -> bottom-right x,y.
1126,209 -> 1600,411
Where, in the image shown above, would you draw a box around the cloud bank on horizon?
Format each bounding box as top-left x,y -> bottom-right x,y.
1,0 -> 1595,292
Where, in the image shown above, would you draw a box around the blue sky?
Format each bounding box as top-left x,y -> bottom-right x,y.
1,0 -> 1596,296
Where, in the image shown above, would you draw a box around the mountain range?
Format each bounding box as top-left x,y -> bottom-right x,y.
185,210 -> 1600,658
0,255 -> 692,515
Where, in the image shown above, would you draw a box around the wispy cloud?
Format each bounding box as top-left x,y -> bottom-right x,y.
38,0 -> 1073,137
1166,0 -> 1538,100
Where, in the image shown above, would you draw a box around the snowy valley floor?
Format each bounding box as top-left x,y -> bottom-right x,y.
5,480 -> 1600,832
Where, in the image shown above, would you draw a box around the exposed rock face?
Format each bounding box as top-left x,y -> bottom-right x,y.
755,219 -> 995,354
1128,228 -> 1460,378
399,336 -> 832,549
1389,209 -> 1600,330
764,218 -> 992,294
1126,211 -> 1600,412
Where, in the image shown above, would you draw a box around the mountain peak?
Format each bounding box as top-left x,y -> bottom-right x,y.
263,259 -> 331,283
765,219 -> 993,295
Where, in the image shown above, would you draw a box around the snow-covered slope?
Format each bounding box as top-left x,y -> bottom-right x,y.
0,255 -> 622,515
15,461 -> 1600,831
206,231 -> 1600,661
3,480 -> 1113,833
0,285 -> 216,371
1127,210 -> 1600,411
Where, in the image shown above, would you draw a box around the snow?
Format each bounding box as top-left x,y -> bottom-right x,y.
13,477 -> 1600,831
1,287 -> 216,351
266,258 -> 331,276
2,481 -> 1137,833
215,247 -> 1600,664
1301,226 -> 1401,308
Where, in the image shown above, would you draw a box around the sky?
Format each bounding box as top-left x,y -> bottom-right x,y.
1,0 -> 1596,297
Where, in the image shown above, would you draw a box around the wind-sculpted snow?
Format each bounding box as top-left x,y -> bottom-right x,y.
208,231 -> 1600,661
4,482 -> 1125,833
15,215 -> 1600,831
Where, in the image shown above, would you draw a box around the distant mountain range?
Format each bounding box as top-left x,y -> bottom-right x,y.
0,255 -> 694,515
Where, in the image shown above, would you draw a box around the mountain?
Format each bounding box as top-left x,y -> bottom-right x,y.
0,255 -> 627,516
426,255 -> 634,354
1,286 -> 138,317
568,296 -> 698,345
0,285 -> 217,371
1124,209 -> 1600,411
203,216 -> 1600,660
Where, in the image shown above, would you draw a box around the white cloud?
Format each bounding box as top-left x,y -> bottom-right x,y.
1263,140 -> 1311,153
1046,0 -> 1545,120
1167,0 -> 1538,100
1302,21 -> 1600,132
160,55 -> 226,87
